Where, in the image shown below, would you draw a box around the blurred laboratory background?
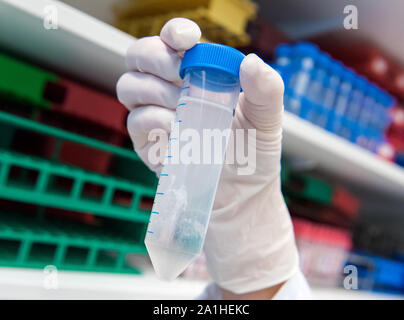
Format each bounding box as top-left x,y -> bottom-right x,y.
0,0 -> 404,299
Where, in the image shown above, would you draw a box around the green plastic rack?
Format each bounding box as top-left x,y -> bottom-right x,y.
0,211 -> 146,273
0,109 -> 140,162
0,109 -> 157,220
0,52 -> 58,109
280,162 -> 290,185
0,52 -> 159,274
0,122 -> 15,150
0,109 -> 158,187
283,173 -> 333,205
0,149 -> 154,222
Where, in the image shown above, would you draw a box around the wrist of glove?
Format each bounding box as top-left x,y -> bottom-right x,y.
116,17 -> 299,295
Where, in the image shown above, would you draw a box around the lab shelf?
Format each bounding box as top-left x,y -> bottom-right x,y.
0,149 -> 154,223
0,266 -> 208,300
283,112 -> 404,199
0,265 -> 401,299
0,211 -> 146,274
0,0 -> 135,94
1,0 -> 404,200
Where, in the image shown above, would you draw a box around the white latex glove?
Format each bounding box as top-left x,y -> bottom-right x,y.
116,18 -> 299,295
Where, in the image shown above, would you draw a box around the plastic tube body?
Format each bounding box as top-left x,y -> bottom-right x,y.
145,67 -> 240,280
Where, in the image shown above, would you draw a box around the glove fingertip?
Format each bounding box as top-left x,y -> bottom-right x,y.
160,17 -> 201,51
240,53 -> 284,107
116,72 -> 134,110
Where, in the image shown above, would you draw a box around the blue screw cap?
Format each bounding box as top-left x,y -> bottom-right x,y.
180,43 -> 245,79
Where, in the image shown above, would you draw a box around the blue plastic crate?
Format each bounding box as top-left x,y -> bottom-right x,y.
273,42 -> 395,154
346,252 -> 404,293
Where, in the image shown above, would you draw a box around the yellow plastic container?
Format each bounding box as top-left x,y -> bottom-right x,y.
114,0 -> 257,47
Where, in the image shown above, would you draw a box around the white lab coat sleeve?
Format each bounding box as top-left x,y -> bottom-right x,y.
196,269 -> 312,300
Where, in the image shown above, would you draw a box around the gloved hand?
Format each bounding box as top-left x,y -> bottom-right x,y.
116,18 -> 299,295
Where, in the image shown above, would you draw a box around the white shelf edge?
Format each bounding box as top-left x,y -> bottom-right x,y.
0,267 -> 207,300
0,0 -> 136,93
1,0 -> 404,199
0,267 -> 401,300
283,112 -> 404,198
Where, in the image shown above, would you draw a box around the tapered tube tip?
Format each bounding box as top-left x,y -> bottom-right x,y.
146,242 -> 197,281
